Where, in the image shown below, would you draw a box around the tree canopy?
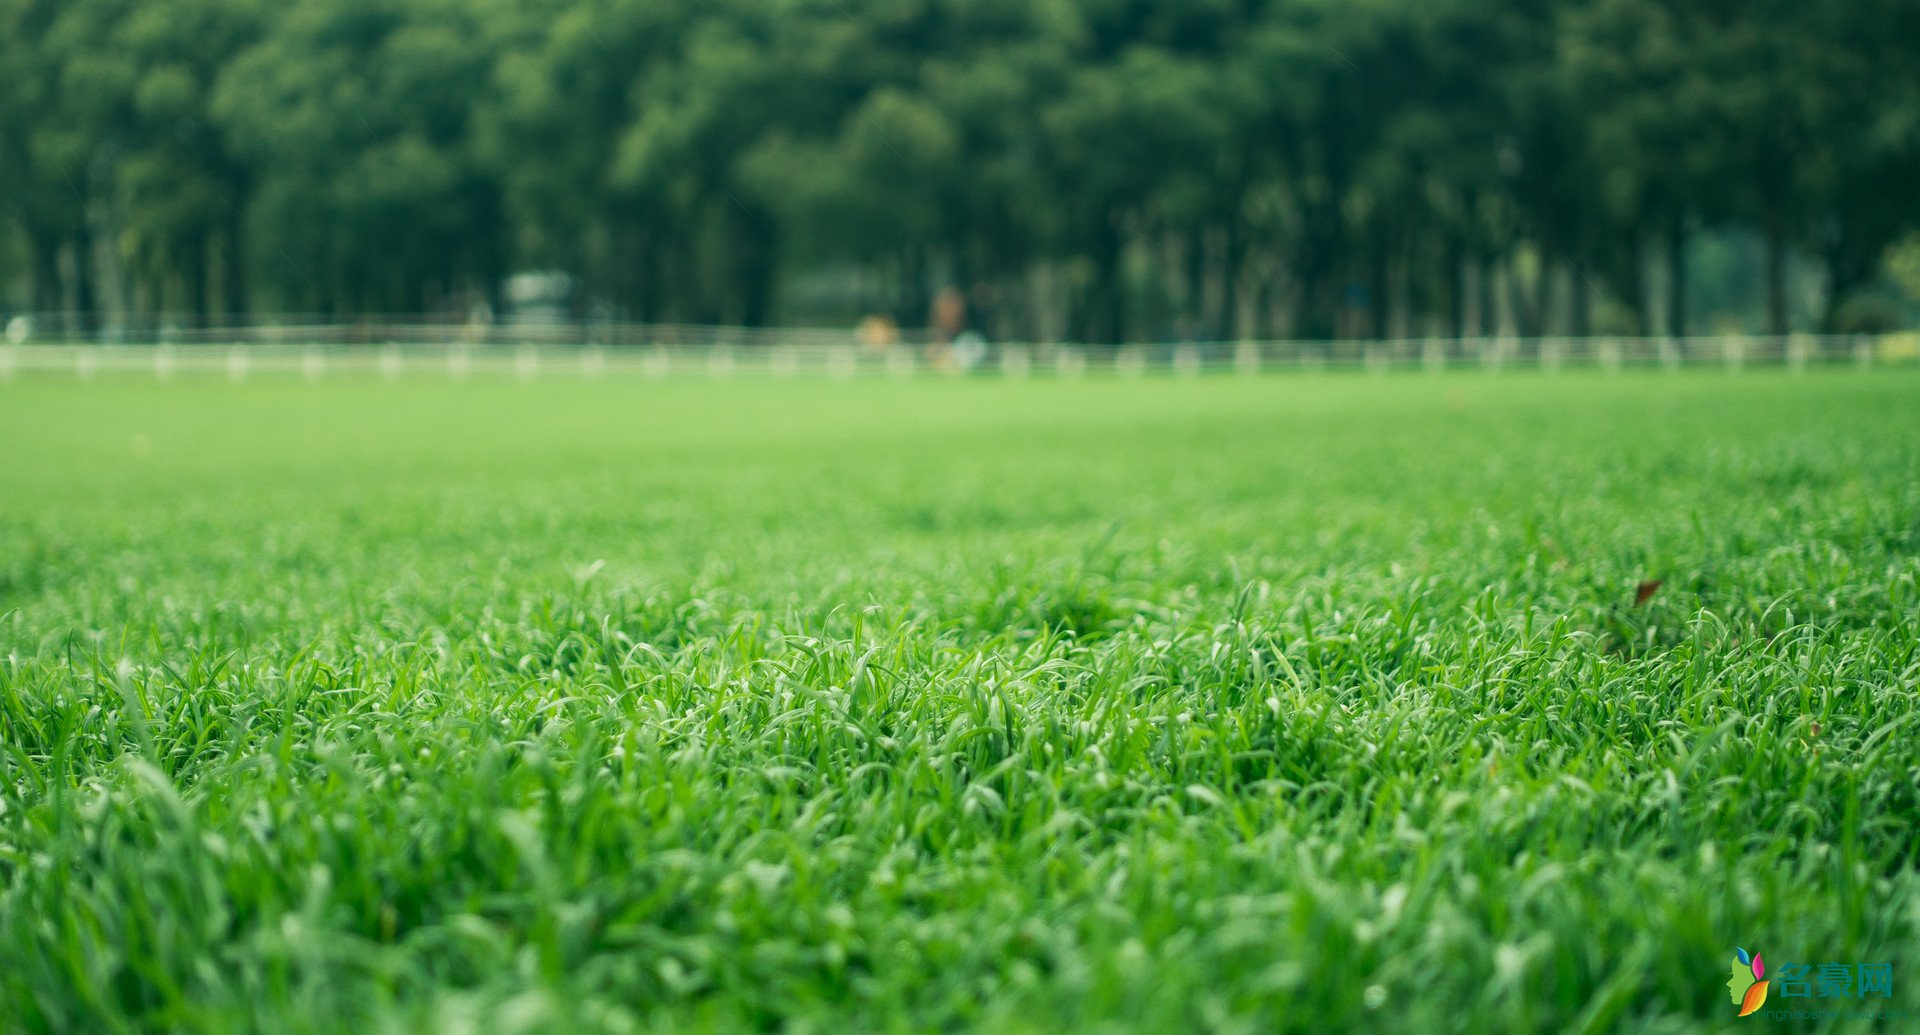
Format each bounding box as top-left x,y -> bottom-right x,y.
2,0 -> 1916,340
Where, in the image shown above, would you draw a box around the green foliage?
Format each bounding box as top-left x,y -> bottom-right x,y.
0,0 -> 1916,336
2,370 -> 1918,1031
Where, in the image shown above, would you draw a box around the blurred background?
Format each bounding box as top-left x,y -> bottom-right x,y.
1,0 -> 1917,346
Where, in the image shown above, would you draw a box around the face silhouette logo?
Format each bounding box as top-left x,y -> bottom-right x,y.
1729,947 -> 1769,1017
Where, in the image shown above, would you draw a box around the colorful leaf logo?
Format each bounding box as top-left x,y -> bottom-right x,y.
1728,948 -> 1769,1017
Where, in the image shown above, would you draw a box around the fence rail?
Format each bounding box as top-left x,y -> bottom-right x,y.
2,332 -> 1916,383
2,315 -> 939,350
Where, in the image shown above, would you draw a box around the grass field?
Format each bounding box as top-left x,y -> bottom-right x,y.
2,370 -> 1918,1033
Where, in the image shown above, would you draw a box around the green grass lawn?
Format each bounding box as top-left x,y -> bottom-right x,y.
3,370 -> 1918,1033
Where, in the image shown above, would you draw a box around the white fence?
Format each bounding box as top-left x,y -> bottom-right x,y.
1,333 -> 1916,384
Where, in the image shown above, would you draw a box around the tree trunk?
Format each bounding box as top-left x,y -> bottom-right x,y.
1446,236 -> 1466,344
1220,222 -> 1246,342
1819,229 -> 1873,333
1369,228 -> 1391,340
1476,252 -> 1498,343
222,206 -> 248,322
1503,259 -> 1532,343
735,210 -> 777,328
898,246 -> 927,330
188,235 -> 212,330
1528,240 -> 1554,343
1185,227 -> 1207,336
1631,236 -> 1655,336
1570,265 -> 1591,338
30,229 -> 62,317
1764,224 -> 1789,337
1296,234 -> 1340,341
73,225 -> 99,337
633,226 -> 659,326
1666,214 -> 1687,339
1089,216 -> 1124,345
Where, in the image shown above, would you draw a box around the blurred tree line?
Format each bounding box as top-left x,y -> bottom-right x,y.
2,0 -> 1916,342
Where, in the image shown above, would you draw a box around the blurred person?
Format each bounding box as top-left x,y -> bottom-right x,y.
858,313 -> 899,351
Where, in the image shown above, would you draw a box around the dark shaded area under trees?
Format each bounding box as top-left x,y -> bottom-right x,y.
2,0 -> 1916,342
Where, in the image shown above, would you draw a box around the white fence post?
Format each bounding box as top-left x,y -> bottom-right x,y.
770,345 -> 798,377
1363,342 -> 1386,374
1722,335 -> 1744,373
1301,342 -> 1325,374
1173,343 -> 1202,377
1235,340 -> 1262,375
827,345 -> 858,379
642,347 -> 671,378
1000,344 -> 1031,378
1787,335 -> 1808,373
1053,347 -> 1086,378
886,346 -> 915,379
